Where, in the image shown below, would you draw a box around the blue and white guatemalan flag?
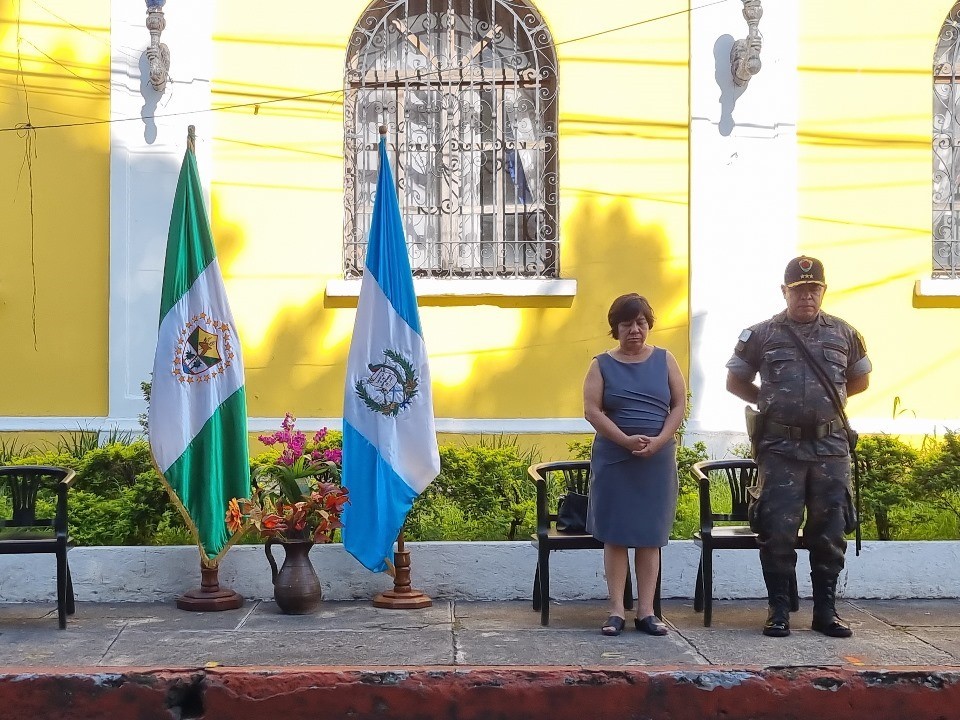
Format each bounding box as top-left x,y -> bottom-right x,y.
342,133 -> 441,573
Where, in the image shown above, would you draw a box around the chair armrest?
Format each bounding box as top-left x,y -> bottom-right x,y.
692,463 -> 715,535
55,469 -> 76,533
697,476 -> 715,535
527,465 -> 550,537
60,469 -> 77,489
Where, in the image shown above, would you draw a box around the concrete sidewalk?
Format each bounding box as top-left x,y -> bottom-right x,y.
2,597 -> 959,668
3,598 -> 960,720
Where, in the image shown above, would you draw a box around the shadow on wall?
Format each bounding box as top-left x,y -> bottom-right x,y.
424,196 -> 689,419
235,196 -> 688,422
139,51 -> 161,144
249,292 -> 347,417
206,189 -> 347,418
714,34 -> 745,137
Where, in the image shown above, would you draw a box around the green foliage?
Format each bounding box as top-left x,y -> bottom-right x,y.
149,510 -> 193,546
405,494 -> 522,541
677,441 -> 709,496
3,440 -> 174,546
138,379 -> 152,433
0,436 -> 37,464
54,430 -> 101,459
77,441 -> 155,495
5,425 -> 960,545
69,489 -> 143,546
568,438 -> 592,461
885,503 -> 960,541
856,434 -> 917,540
405,436 -> 540,542
54,427 -> 137,460
909,430 -> 960,532
72,458 -> 171,546
671,492 -> 700,540
11,449 -> 81,470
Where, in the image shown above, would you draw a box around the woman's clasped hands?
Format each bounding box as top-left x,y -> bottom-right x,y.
623,434 -> 666,458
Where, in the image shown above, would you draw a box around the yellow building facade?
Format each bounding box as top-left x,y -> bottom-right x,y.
1,1 -> 957,455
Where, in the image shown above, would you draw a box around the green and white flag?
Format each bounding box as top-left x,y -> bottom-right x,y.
148,137 -> 249,564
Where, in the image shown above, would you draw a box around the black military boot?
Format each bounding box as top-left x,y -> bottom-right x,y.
762,572 -> 792,637
811,573 -> 853,638
789,569 -> 800,612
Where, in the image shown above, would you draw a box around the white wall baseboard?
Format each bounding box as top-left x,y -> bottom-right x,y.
1,540 -> 956,603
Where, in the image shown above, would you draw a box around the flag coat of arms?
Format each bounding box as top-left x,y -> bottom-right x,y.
148,137 -> 249,564
342,133 -> 440,573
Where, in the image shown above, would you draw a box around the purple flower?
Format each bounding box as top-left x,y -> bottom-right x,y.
323,448 -> 342,464
289,431 -> 307,455
314,428 -> 328,443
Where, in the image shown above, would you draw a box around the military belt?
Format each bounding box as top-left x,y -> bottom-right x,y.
763,417 -> 843,441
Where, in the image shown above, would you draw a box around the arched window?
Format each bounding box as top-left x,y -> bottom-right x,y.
344,0 -> 558,278
934,5 -> 960,278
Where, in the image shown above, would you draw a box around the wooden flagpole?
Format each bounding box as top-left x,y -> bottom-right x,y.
173,124 -> 244,612
370,124 -> 431,610
373,530 -> 432,609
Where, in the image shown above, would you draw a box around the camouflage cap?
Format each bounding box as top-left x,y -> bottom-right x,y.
783,256 -> 826,287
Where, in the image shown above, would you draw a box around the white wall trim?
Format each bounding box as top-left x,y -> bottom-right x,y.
688,0 -> 800,436
109,2 -> 214,422
0,417 -> 594,434
326,278 -> 577,298
685,416 -> 960,439
4,416 -> 956,437
915,278 -> 960,298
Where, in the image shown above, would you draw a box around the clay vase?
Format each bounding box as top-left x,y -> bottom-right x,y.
264,538 -> 322,614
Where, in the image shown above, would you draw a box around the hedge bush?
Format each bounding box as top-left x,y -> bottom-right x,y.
2,430 -> 960,544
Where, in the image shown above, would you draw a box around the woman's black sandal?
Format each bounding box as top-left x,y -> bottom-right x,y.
601,615 -> 626,636
635,615 -> 668,636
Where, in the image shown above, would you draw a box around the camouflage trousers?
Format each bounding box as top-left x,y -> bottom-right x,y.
750,452 -> 854,578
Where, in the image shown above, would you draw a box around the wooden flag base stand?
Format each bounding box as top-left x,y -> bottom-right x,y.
373,534 -> 432,609
177,563 -> 244,611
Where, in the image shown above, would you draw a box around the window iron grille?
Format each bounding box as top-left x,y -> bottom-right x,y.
933,6 -> 960,278
344,0 -> 559,278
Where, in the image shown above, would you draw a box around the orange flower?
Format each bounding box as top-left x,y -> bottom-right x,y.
261,514 -> 286,533
225,498 -> 244,533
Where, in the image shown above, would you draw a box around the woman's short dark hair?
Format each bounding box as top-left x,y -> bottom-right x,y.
607,293 -> 655,339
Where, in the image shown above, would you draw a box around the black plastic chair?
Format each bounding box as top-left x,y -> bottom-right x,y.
691,459 -> 801,627
0,466 -> 77,628
529,461 -> 661,626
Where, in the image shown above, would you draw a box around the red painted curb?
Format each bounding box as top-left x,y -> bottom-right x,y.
1,666 -> 958,720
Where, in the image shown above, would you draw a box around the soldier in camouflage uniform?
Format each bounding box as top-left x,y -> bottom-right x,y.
725,257 -> 871,638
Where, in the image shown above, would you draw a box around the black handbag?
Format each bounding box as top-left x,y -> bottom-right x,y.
556,492 -> 589,533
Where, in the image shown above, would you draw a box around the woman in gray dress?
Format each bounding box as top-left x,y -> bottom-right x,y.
583,293 -> 686,636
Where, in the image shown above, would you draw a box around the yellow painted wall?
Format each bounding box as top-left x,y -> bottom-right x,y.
10,0 -> 957,432
797,1 -> 958,422
0,1 -> 110,415
209,0 -> 690,422
0,0 -> 690,425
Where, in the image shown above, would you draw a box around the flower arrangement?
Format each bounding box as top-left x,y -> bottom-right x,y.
226,414 -> 349,544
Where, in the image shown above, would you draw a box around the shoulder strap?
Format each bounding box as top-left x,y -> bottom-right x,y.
781,325 -> 847,421
782,324 -> 862,554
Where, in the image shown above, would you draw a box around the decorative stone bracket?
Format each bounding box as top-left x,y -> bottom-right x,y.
731,0 -> 763,87
146,0 -> 170,92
